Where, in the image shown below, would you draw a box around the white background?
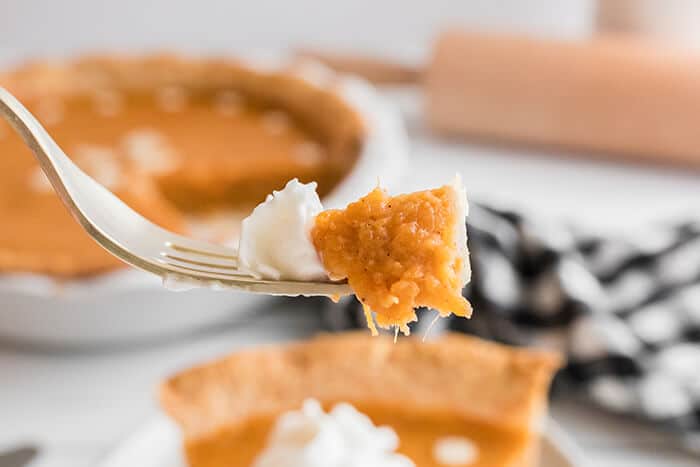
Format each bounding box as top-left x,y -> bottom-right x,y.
2,1 -> 700,466
0,1 -> 594,57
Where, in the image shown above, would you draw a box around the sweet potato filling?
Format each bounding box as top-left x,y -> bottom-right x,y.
311,183 -> 471,334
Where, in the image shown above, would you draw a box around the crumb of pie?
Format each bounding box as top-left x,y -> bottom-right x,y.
311,179 -> 471,335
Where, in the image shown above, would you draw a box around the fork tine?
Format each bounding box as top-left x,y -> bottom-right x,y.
157,261 -> 254,279
165,240 -> 239,260
159,253 -> 241,272
162,265 -> 353,296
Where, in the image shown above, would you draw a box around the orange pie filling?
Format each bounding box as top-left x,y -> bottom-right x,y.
185,403 -> 534,467
311,179 -> 471,335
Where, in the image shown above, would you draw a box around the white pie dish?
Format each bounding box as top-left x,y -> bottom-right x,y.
0,53 -> 408,346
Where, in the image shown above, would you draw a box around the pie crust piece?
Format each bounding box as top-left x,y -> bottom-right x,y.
161,332 -> 561,467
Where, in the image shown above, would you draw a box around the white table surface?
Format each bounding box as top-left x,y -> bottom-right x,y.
2,91 -> 700,467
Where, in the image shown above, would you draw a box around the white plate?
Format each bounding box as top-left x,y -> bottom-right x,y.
97,414 -> 585,467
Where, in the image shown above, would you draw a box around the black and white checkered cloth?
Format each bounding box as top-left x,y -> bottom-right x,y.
319,203 -> 700,453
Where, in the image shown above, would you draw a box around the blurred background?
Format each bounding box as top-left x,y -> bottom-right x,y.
3,2 -> 700,225
0,1 -> 593,56
2,1 -> 700,466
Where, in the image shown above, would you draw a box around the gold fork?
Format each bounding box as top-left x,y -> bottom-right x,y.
0,87 -> 351,297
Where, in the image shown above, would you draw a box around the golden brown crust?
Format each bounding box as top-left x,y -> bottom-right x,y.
0,54 -> 364,277
161,332 -> 562,441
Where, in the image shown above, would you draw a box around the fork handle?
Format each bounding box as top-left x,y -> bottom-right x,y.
0,87 -> 85,211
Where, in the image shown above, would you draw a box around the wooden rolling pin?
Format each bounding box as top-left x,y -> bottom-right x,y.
301,30 -> 700,168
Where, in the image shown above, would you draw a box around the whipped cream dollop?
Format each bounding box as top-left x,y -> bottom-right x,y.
253,399 -> 414,467
238,179 -> 327,280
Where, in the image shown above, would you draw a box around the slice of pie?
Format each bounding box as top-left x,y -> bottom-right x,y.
161,332 -> 561,467
0,55 -> 363,277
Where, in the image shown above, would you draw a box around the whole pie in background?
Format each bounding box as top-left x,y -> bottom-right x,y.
0,55 -> 364,277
